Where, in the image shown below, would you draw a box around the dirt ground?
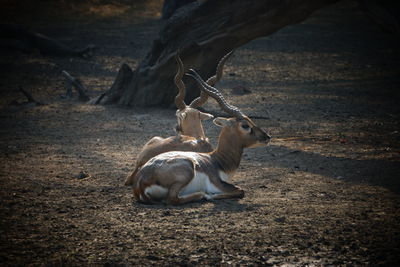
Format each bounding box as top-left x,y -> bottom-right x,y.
1,0 -> 400,266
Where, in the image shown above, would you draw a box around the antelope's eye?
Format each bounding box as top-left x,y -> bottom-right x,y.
242,124 -> 250,130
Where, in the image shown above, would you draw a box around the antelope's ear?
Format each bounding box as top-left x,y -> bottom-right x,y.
200,112 -> 214,121
176,111 -> 186,120
213,117 -> 232,127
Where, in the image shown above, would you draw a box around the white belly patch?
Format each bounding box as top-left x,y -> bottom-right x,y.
179,172 -> 222,197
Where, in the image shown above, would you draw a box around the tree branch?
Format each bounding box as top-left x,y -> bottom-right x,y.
110,0 -> 339,107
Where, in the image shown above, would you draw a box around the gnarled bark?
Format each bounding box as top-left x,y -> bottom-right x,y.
107,0 -> 339,107
161,0 -> 196,20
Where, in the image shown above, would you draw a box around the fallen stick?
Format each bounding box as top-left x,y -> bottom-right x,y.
61,70 -> 90,101
18,87 -> 44,105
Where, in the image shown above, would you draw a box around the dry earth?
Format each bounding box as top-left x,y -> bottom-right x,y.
0,1 -> 399,266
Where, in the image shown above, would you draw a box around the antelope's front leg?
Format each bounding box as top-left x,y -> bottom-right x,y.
166,182 -> 206,205
206,184 -> 245,200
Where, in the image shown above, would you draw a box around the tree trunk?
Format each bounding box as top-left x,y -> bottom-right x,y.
103,0 -> 339,107
161,0 -> 196,20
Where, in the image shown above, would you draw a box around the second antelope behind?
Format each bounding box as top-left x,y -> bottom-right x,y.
124,51 -> 233,186
130,70 -> 271,205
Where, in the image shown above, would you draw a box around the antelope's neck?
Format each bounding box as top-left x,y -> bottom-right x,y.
182,123 -> 206,139
211,128 -> 244,174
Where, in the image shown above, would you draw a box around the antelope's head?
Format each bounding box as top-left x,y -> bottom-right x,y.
213,117 -> 271,148
174,51 -> 233,139
186,69 -> 271,148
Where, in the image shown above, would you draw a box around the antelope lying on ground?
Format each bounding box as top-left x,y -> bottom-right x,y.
124,51 -> 233,186
130,69 -> 271,205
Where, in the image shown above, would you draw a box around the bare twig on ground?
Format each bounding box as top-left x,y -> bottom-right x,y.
19,87 -> 36,103
61,71 -> 90,101
10,87 -> 45,106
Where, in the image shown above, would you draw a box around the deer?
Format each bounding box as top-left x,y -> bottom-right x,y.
129,69 -> 271,205
124,51 -> 233,186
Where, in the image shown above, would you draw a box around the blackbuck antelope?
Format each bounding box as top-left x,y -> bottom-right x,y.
130,69 -> 271,205
124,51 -> 233,186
